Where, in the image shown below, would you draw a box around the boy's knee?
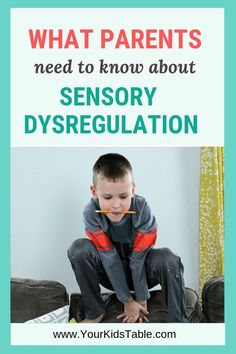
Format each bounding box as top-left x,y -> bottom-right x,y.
149,247 -> 182,270
67,238 -> 92,262
160,247 -> 178,262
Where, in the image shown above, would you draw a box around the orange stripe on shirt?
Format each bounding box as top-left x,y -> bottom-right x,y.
133,229 -> 157,252
86,230 -> 113,251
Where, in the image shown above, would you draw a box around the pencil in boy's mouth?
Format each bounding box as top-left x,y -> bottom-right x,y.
95,210 -> 136,214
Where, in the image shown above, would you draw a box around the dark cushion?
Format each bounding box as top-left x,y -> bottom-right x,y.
11,278 -> 69,323
70,287 -> 202,323
202,276 -> 224,323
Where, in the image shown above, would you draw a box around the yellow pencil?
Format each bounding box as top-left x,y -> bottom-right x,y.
95,210 -> 136,214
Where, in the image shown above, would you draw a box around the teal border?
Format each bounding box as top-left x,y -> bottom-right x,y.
0,0 -> 235,353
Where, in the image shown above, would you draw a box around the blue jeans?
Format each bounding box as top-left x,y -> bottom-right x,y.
68,238 -> 188,322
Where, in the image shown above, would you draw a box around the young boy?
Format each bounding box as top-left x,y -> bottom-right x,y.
68,153 -> 187,323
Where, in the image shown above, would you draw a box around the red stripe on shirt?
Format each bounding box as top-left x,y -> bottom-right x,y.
133,229 -> 157,252
86,230 -> 113,251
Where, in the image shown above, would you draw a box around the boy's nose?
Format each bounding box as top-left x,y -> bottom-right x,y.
112,200 -> 121,210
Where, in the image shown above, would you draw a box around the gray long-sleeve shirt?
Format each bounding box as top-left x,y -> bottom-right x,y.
83,194 -> 157,302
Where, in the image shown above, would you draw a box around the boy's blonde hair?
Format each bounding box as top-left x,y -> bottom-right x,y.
93,153 -> 133,185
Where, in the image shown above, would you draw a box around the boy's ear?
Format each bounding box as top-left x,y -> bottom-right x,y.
132,182 -> 136,197
90,185 -> 97,198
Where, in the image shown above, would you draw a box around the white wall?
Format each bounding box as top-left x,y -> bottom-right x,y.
11,147 -> 201,294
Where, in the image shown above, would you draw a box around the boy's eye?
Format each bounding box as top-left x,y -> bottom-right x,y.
103,196 -> 112,200
120,195 -> 128,199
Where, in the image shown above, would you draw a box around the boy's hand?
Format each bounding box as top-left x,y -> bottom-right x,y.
136,299 -> 149,323
117,297 -> 149,323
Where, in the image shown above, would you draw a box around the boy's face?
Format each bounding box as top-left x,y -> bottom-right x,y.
90,172 -> 135,223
